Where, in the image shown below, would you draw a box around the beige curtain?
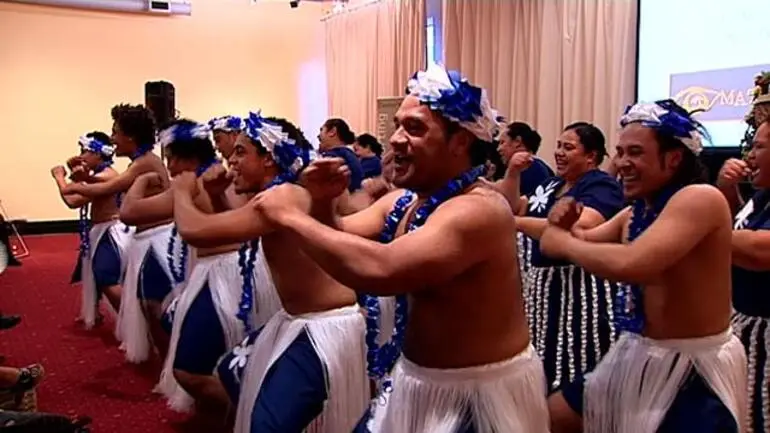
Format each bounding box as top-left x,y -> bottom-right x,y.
324,0 -> 426,135
443,0 -> 638,166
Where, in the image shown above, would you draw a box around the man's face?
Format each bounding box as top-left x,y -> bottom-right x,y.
352,141 -> 368,157
111,122 -> 134,157
497,133 -> 524,163
750,122 -> 770,188
389,96 -> 462,190
614,123 -> 680,200
213,130 -> 239,159
79,150 -> 102,169
165,150 -> 198,178
228,132 -> 269,194
318,125 -> 339,150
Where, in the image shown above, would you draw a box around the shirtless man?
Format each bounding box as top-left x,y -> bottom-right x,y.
206,115 -> 249,211
541,100 -> 747,433
171,111 -> 367,433
51,132 -> 129,328
121,119 -> 278,416
257,65 -> 549,433
61,104 -> 173,363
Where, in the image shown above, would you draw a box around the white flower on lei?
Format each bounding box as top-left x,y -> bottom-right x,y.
734,199 -> 755,230
528,180 -> 559,214
228,335 -> 254,375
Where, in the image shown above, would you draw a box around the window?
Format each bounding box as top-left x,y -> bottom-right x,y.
426,16 -> 437,66
425,0 -> 443,66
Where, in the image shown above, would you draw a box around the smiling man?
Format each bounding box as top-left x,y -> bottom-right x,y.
255,65 -> 549,433
541,100 -> 746,433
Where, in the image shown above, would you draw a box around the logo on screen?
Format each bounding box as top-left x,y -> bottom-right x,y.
669,65 -> 770,121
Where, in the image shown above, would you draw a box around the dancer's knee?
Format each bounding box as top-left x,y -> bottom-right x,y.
548,391 -> 583,433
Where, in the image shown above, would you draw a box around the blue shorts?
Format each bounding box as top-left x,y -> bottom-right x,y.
137,250 -> 173,302
562,370 -> 738,433
217,328 -> 328,432
173,283 -> 226,375
70,231 -> 122,293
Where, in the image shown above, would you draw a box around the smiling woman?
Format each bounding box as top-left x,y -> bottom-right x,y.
515,121 -> 624,400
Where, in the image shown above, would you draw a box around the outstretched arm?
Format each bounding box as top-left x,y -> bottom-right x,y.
541,185 -> 728,284
173,182 -> 273,248
276,192 -> 508,296
732,230 -> 770,271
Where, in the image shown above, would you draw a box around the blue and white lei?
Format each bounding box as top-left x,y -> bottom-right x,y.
76,135 -> 115,257
620,100 -> 709,156
208,115 -> 244,133
158,122 -> 211,149
78,135 -> 115,162
406,64 -> 500,142
243,111 -> 316,185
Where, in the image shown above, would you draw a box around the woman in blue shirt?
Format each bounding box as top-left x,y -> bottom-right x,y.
728,102 -> 770,433
352,133 -> 383,180
515,122 -> 624,396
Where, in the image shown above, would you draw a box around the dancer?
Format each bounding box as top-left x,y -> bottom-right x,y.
728,73 -> 770,433
511,122 -> 623,397
209,115 -> 244,160
172,112 -> 368,432
318,118 -> 365,191
543,100 -> 746,433
207,115 -> 248,211
131,119 -> 279,416
352,133 -> 383,179
51,132 -> 130,328
62,104 -> 173,363
260,65 -> 549,432
497,121 -> 554,197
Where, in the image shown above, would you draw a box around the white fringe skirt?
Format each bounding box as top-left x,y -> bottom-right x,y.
116,223 -> 176,363
79,220 -> 132,329
365,345 -> 550,433
234,305 -> 368,433
156,251 -> 248,412
584,329 -> 748,433
732,311 -> 770,433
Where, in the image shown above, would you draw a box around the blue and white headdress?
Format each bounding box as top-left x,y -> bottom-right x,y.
208,115 -> 244,132
620,100 -> 709,156
158,122 -> 211,149
78,135 -> 115,161
244,111 -> 315,185
406,64 -> 500,142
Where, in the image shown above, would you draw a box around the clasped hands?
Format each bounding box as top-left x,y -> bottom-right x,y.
539,197 -> 584,259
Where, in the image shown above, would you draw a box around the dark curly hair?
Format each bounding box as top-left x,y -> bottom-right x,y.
110,104 -> 156,147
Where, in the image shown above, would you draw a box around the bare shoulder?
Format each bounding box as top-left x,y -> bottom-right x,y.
433,186 -> 512,232
668,184 -> 730,214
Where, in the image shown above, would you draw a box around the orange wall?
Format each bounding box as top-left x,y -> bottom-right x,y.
0,0 -> 328,221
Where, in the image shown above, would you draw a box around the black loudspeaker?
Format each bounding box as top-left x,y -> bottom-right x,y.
145,81 -> 176,129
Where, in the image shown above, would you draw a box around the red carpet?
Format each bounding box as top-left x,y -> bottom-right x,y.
0,234 -> 201,432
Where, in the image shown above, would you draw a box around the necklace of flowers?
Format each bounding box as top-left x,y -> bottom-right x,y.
236,174 -> 288,333
77,161 -> 113,257
615,183 -> 684,334
363,164 -> 486,395
167,160 -> 218,284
